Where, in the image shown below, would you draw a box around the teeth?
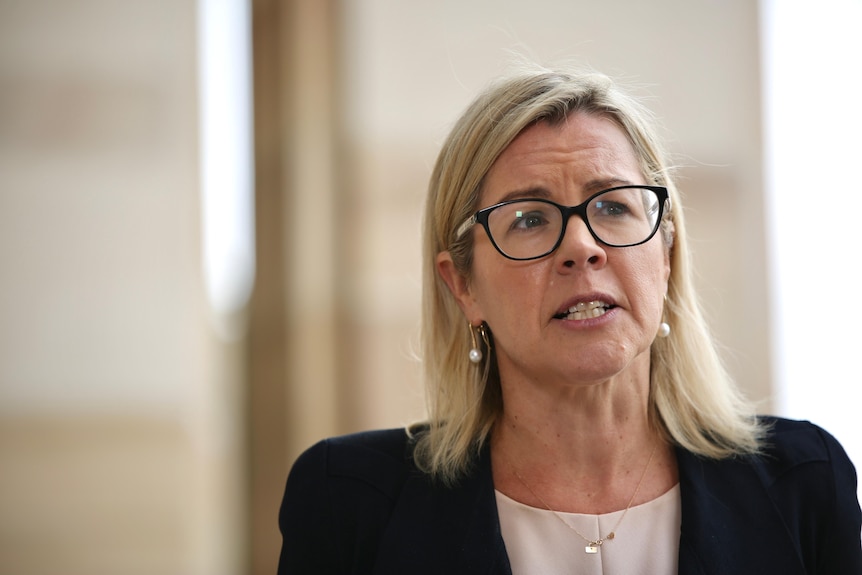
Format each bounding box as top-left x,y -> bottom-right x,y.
561,300 -> 609,320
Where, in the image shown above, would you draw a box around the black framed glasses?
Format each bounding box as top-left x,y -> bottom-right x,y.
455,185 -> 670,261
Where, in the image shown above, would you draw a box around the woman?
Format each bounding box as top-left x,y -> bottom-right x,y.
278,67 -> 861,574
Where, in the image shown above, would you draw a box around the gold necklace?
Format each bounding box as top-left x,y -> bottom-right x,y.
512,443 -> 658,554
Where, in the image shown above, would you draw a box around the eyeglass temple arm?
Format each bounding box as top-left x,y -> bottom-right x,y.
455,215 -> 477,240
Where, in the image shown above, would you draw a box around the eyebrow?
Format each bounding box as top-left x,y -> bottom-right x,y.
496,186 -> 551,203
583,177 -> 638,193
493,177 -> 638,204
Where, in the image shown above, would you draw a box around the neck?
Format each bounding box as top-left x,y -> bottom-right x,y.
498,369 -> 652,463
490,367 -> 676,513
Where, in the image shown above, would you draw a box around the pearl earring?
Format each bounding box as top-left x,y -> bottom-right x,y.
467,321 -> 491,364
468,322 -> 483,363
657,322 -> 671,338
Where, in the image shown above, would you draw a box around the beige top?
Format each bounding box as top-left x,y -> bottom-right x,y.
495,484 -> 681,575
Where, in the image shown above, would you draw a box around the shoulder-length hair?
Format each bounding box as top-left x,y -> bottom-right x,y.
414,65 -> 764,484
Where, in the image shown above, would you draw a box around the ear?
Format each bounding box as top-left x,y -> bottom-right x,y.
436,250 -> 483,322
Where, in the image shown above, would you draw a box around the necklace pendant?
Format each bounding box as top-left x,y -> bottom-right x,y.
585,544 -> 599,554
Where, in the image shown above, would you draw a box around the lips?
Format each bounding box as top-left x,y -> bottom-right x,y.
553,299 -> 616,321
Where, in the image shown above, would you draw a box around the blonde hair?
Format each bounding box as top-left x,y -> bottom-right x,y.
414,66 -> 763,484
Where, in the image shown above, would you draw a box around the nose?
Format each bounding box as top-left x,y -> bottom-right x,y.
556,215 -> 607,270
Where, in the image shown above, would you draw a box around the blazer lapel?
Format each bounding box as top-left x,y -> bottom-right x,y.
373,445 -> 512,575
676,448 -> 807,575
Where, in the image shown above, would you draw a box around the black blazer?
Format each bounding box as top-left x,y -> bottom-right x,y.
278,417 -> 861,574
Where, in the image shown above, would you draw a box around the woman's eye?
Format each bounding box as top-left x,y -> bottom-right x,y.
595,200 -> 629,217
511,211 -> 549,230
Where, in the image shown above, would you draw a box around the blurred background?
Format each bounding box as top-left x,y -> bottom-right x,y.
0,0 -> 859,573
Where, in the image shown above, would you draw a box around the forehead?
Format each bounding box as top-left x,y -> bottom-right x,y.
482,113 -> 641,202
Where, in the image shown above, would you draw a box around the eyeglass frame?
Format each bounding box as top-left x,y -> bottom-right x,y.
454,185 -> 671,261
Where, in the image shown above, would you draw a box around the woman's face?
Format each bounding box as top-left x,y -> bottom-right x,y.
438,112 -> 671,388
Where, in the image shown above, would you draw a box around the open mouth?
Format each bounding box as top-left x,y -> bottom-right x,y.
553,300 -> 615,321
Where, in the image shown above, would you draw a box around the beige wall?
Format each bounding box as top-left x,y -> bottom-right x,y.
1,1 -> 770,573
0,1 -> 244,574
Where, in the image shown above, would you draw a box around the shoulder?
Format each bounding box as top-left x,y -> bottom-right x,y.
678,416 -> 858,515
754,416 -> 856,484
278,428 -> 422,573
676,418 -> 861,572
288,427 -> 418,499
755,417 -> 861,569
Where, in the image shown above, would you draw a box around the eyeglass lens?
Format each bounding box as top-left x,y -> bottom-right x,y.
486,187 -> 661,259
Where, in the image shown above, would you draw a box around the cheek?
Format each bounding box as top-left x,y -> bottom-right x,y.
623,249 -> 669,317
470,253 -> 550,323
